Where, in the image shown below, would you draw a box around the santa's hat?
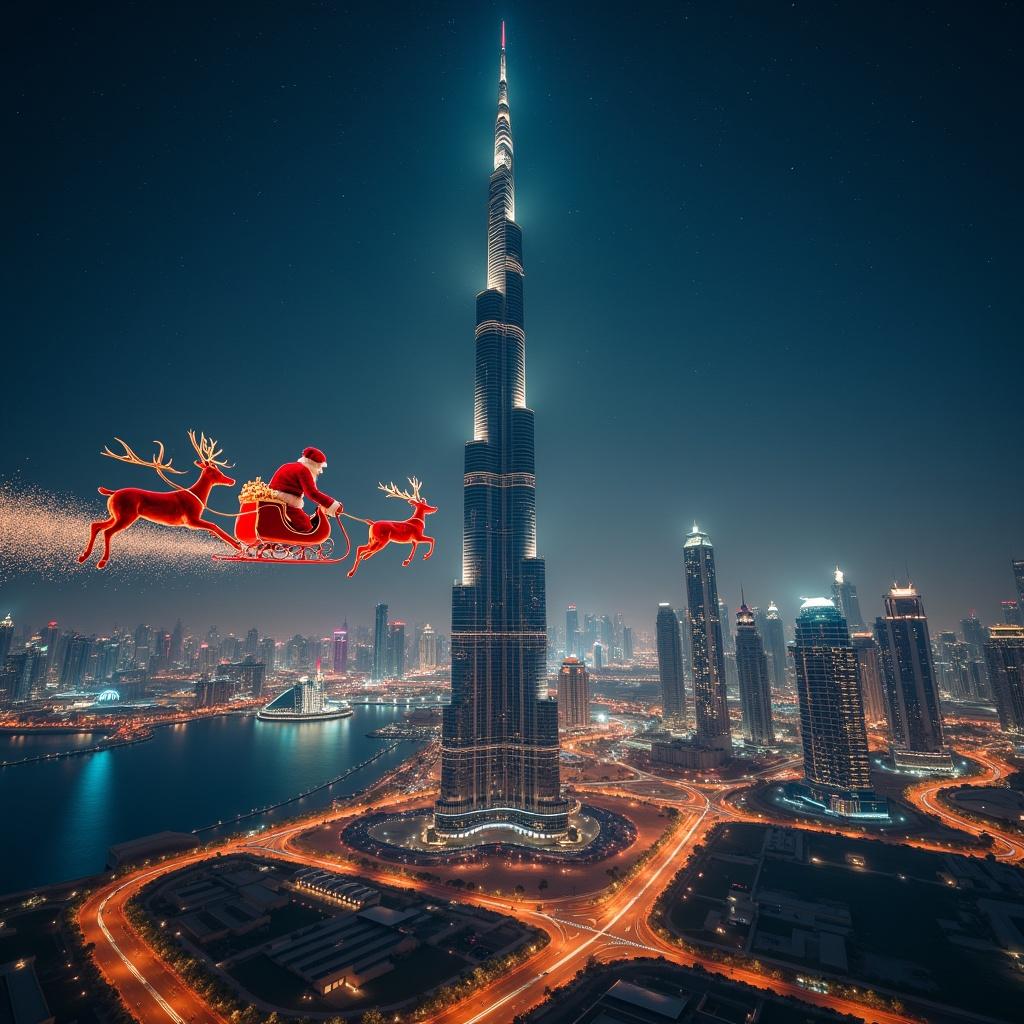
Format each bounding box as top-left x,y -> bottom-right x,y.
301,446 -> 327,469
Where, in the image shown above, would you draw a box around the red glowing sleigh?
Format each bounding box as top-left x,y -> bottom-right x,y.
79,432 -> 436,574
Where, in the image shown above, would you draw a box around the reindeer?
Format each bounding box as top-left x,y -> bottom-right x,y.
347,477 -> 437,578
79,431 -> 241,569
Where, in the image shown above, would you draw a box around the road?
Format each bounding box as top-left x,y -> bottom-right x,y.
77,740 -> 1024,1024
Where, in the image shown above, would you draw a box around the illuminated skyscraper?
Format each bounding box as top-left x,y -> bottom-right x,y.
1001,600 -> 1024,627
557,657 -> 590,730
985,624 -> 1024,734
0,614 -> 13,668
875,584 -> 952,773
764,601 -> 789,692
1014,559 -> 1024,608
332,624 -> 348,674
656,603 -> 687,729
419,624 -> 437,669
565,604 -> 579,659
388,621 -> 406,679
832,566 -> 864,628
436,27 -> 568,839
850,630 -> 887,724
683,524 -> 730,752
789,599 -> 884,818
735,601 -> 774,746
372,603 -> 388,682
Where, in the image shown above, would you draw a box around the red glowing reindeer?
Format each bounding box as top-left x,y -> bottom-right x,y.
347,477 -> 437,577
79,431 -> 241,569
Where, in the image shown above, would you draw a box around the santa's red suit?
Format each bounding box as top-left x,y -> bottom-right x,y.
268,447 -> 342,532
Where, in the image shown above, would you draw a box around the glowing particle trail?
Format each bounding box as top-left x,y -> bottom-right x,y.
0,480 -> 227,583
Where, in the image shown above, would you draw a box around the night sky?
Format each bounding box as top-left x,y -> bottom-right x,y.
5,1 -> 1021,639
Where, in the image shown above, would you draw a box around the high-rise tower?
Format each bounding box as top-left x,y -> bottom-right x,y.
832,566 -> 865,628
656,603 -> 687,730
436,27 -> 568,840
735,601 -> 774,746
683,525 -> 730,752
985,624 -> 1024,734
372,603 -> 388,682
875,584 -> 952,773
764,601 -> 789,692
789,599 -> 886,818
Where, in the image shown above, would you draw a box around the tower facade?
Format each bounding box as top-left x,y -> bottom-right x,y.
985,624 -> 1024,734
683,525 -> 730,751
372,603 -> 388,682
790,599 -> 884,817
735,602 -> 774,746
565,604 -> 579,659
656,603 -> 687,729
850,630 -> 887,725
436,28 -> 568,839
764,601 -> 789,692
875,584 -> 951,772
557,657 -> 590,730
832,566 -> 865,628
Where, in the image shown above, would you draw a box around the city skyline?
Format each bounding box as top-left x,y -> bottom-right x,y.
3,3 -> 1022,635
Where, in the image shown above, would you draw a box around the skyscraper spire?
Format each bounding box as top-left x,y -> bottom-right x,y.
436,28 -> 567,841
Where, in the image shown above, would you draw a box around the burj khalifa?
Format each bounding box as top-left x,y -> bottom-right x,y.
434,26 -> 569,839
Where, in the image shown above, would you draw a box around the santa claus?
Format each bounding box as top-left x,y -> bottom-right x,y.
268,447 -> 343,532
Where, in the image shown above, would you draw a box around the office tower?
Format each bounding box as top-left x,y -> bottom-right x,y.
937,631 -> 977,701
372,603 -> 388,682
219,659 -> 266,698
419,624 -> 438,669
436,27 -> 568,840
875,584 -> 952,772
622,625 -> 634,662
557,657 -> 590,730
850,631 -> 888,724
656,604 -> 686,729
831,566 -> 864,628
764,602 -> 789,692
683,525 -> 730,752
0,614 -> 13,667
735,602 -> 774,746
94,638 -> 120,684
789,599 -> 884,817
1001,600 -> 1024,627
258,636 -> 276,673
60,634 -> 94,688
583,615 -> 598,659
169,619 -> 184,665
565,605 -> 579,658
985,624 -> 1024,734
2,650 -> 40,703
337,622 -> 354,671
718,598 -> 734,654
388,621 -> 406,679
243,628 -> 259,660
960,612 -> 986,657
592,642 -> 604,669
1014,559 -> 1024,609
42,621 -> 59,681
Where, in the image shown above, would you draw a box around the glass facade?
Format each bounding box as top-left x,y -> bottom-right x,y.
656,603 -> 687,729
683,526 -> 731,751
875,586 -> 947,756
435,32 -> 569,839
735,603 -> 774,746
792,599 -> 874,805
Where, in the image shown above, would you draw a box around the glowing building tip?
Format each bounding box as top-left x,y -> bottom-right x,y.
800,596 -> 836,610
834,565 -> 844,584
501,21 -> 506,49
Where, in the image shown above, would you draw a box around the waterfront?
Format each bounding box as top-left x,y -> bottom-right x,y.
0,706 -> 415,894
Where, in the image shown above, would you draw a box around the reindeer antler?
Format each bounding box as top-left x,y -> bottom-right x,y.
187,430 -> 233,468
378,477 -> 425,501
101,437 -> 187,475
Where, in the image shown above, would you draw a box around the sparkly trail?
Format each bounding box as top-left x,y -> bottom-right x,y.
0,480 -> 227,581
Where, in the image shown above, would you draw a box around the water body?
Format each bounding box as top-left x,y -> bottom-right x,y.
0,706 -> 414,894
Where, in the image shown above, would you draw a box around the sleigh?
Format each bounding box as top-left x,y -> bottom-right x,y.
212,478 -> 349,564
